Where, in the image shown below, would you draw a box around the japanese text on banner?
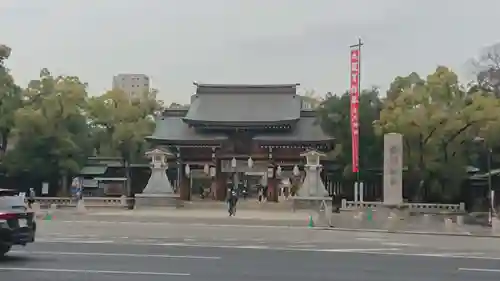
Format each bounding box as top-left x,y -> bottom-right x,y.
350,48 -> 360,173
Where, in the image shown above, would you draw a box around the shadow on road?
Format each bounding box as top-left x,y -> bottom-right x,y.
0,253 -> 48,264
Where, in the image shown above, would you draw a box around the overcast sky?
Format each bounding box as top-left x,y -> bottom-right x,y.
1,0 -> 498,103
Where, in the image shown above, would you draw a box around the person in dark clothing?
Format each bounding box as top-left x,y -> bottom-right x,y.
331,192 -> 341,213
199,185 -> 205,199
256,184 -> 263,203
263,185 -> 268,201
227,188 -> 238,216
27,188 -> 35,208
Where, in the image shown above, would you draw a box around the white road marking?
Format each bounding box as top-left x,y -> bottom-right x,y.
458,268 -> 500,273
0,267 -> 190,276
381,242 -> 417,247
158,243 -> 271,249
289,244 -> 317,248
355,251 -> 498,260
233,245 -> 270,249
37,239 -> 115,244
44,233 -> 99,238
155,243 -> 401,253
319,248 -> 401,253
32,239 -> 402,253
356,237 -> 386,242
11,250 -> 221,260
126,239 -> 153,243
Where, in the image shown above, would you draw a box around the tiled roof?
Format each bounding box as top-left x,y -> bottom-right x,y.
147,110 -> 333,145
254,116 -> 334,143
146,116 -> 228,144
183,84 -> 301,125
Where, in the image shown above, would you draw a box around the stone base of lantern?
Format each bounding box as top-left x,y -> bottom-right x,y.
134,193 -> 182,209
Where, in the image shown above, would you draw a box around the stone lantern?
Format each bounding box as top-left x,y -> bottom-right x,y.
297,149 -> 328,197
142,148 -> 173,194
135,147 -> 179,208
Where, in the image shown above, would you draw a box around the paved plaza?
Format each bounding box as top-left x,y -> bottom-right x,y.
36,207 -> 494,236
2,218 -> 500,280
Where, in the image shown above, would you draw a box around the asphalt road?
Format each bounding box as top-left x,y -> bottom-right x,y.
4,219 -> 500,280
2,240 -> 500,281
34,220 -> 500,254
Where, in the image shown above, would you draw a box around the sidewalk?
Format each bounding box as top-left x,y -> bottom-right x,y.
39,208 -> 316,227
39,208 -> 499,237
80,209 -> 312,221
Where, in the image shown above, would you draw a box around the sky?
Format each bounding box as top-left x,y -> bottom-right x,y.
1,0 -> 499,104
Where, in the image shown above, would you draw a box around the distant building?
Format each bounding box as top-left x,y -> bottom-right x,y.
112,74 -> 150,99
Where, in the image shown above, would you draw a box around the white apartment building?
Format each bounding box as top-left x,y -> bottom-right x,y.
112,74 -> 150,99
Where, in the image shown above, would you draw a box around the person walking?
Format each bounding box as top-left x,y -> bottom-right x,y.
257,184 -> 263,203
27,188 -> 35,209
227,188 -> 239,216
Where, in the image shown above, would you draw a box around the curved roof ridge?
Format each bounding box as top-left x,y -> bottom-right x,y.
193,83 -> 300,88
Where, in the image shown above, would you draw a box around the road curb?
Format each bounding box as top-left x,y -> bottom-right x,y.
318,226 -> 500,238
40,219 -> 313,229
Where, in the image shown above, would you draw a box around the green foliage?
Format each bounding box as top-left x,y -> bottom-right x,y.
317,87 -> 383,177
318,64 -> 500,202
376,67 -> 500,200
87,89 -> 161,163
0,45 -> 11,67
5,69 -> 92,178
0,47 -> 22,155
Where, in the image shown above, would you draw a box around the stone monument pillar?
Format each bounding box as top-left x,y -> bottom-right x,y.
383,133 -> 403,206
297,150 -> 329,197
135,148 -> 180,208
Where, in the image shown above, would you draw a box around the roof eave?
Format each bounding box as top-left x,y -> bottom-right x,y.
182,118 -> 299,127
255,139 -> 335,146
145,136 -> 227,146
193,83 -> 300,88
254,137 -> 335,143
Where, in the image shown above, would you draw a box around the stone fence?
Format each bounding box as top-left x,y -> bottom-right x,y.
342,200 -> 466,213
291,197 -> 465,213
34,196 -> 130,209
34,196 -> 465,213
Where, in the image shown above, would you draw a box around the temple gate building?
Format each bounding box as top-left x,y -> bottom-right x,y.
146,83 -> 335,201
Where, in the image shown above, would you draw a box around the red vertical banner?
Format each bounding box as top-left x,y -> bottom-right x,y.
350,48 -> 360,173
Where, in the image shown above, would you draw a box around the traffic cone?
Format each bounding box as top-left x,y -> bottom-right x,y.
308,215 -> 314,228
367,208 -> 373,222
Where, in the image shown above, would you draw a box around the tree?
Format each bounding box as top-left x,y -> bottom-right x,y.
0,45 -> 22,156
0,45 -> 11,67
469,42 -> 500,96
375,66 -> 500,201
300,90 -> 323,109
317,87 -> 383,177
87,89 -> 163,195
167,102 -> 189,109
5,69 -> 92,194
386,72 -> 424,101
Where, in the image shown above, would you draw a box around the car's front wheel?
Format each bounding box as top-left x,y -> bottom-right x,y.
0,245 -> 11,256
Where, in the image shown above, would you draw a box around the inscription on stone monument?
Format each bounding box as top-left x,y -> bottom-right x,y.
383,133 -> 403,205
